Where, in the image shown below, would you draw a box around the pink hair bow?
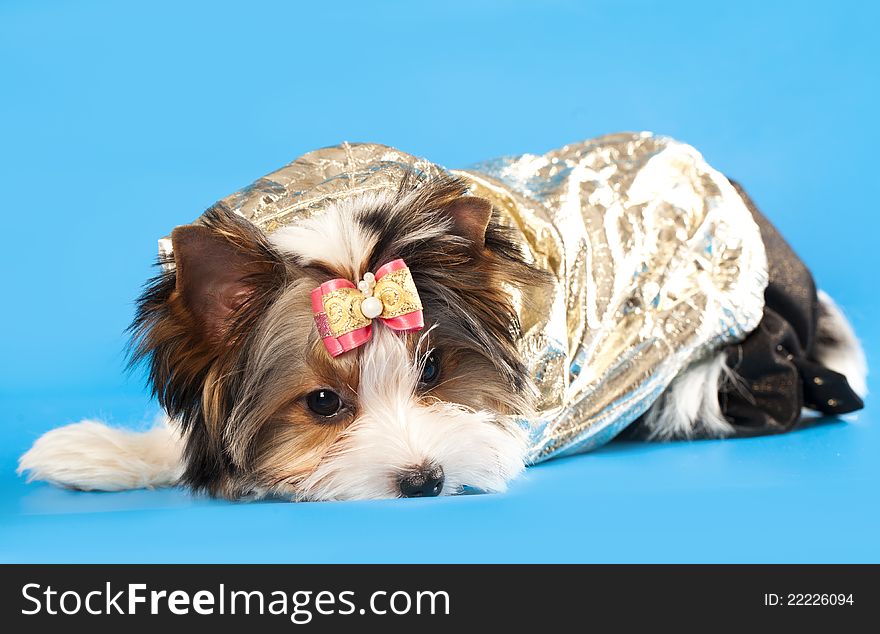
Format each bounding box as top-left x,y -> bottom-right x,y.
311,259 -> 424,357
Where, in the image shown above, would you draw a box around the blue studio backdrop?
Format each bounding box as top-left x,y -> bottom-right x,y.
1,0 -> 878,562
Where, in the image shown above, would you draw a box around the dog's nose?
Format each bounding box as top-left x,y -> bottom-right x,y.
398,465 -> 444,498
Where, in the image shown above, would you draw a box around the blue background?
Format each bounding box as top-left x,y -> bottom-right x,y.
1,0 -> 878,562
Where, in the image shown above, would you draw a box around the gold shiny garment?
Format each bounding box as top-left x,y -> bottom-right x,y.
160,132 -> 768,463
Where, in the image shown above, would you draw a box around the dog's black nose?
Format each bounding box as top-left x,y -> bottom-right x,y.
398,465 -> 444,498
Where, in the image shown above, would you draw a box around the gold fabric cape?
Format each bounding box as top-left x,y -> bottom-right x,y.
160,132 -> 768,463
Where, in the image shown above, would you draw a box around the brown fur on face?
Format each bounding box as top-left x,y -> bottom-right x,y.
130,174 -> 552,499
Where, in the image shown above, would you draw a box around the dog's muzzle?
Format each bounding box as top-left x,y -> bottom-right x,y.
397,464 -> 445,498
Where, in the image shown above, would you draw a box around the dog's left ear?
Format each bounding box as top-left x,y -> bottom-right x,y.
442,196 -> 494,248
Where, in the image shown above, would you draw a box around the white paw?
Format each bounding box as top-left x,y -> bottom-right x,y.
18,419 -> 183,491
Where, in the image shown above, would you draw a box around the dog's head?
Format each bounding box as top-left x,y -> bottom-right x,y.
131,175 -> 549,500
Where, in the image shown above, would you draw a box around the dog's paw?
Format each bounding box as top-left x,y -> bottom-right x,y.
17,419 -> 183,491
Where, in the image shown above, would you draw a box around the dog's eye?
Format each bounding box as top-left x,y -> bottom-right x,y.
420,352 -> 441,386
305,389 -> 342,417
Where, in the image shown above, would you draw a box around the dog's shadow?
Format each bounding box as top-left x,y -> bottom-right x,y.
601,414 -> 848,455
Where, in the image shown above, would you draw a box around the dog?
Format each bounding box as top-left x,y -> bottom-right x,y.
19,133 -> 868,501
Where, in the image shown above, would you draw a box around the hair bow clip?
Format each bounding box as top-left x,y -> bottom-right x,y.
311,259 -> 424,357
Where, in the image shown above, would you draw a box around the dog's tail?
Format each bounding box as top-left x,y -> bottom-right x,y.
17,418 -> 184,491
813,290 -> 868,398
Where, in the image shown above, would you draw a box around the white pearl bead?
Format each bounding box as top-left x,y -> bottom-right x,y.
357,280 -> 371,294
361,296 -> 383,319
363,272 -> 376,284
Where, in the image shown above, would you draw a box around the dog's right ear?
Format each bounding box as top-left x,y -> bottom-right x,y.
171,222 -> 275,344
130,206 -> 287,418
171,225 -> 257,342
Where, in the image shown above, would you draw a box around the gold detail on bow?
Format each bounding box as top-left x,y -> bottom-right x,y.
322,289 -> 371,337
375,268 -> 423,319
321,266 -> 422,337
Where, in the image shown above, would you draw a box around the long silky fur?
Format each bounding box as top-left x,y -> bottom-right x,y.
127,204 -> 293,495
127,174 -> 551,498
358,173 -> 551,403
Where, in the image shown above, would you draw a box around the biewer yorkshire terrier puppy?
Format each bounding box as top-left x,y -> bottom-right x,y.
19,133 -> 867,501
